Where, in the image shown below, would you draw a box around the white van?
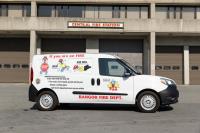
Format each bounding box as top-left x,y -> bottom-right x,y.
29,53 -> 179,113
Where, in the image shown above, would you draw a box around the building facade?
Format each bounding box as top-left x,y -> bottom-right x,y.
0,0 -> 200,84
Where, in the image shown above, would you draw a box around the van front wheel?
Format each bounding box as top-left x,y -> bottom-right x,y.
36,91 -> 58,111
137,91 -> 160,113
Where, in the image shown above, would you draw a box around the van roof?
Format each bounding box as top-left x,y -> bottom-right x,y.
33,53 -> 120,59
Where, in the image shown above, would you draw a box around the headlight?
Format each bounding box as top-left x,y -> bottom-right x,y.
160,78 -> 174,85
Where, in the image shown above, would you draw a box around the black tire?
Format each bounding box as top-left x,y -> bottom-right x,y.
36,91 -> 58,111
137,91 -> 160,113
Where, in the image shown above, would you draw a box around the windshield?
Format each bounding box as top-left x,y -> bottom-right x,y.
118,59 -> 141,75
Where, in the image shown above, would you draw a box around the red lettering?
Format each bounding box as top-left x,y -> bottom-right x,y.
69,54 -> 74,57
99,95 -> 109,99
76,54 -> 84,57
110,96 -> 122,100
79,95 -> 97,99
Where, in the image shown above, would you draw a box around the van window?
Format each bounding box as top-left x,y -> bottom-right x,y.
99,58 -> 127,77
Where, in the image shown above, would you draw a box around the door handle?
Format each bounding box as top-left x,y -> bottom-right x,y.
97,78 -> 100,86
91,78 -> 95,86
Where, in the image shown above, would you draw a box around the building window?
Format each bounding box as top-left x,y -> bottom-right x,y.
172,66 -> 180,70
38,5 -> 84,17
182,7 -> 195,19
127,6 -> 140,19
13,64 -> 20,68
56,5 -> 68,17
37,4 -> 149,19
85,6 -> 98,18
98,6 -> 112,18
4,64 -> 11,68
191,66 -> 199,70
68,6 -> 84,17
135,65 -> 143,71
38,5 -> 54,17
0,5 -> 8,16
21,64 -> 29,69
112,6 -> 120,18
0,4 -> 30,17
126,6 -> 149,19
84,5 -> 148,19
155,65 -> 162,70
156,6 -> 168,19
140,6 -> 149,19
22,5 -> 31,17
156,5 -> 198,19
174,7 -> 182,19
163,66 -> 171,70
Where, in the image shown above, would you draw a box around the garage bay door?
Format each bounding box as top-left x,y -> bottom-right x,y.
190,46 -> 200,85
0,38 -> 29,82
41,38 -> 86,53
156,46 -> 183,84
99,39 -> 143,73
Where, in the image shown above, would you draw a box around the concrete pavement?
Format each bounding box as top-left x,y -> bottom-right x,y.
0,84 -> 200,133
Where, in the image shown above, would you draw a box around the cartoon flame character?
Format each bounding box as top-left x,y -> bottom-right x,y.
40,56 -> 49,75
107,80 -> 120,91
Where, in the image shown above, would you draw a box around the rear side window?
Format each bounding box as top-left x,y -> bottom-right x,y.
99,58 -> 127,77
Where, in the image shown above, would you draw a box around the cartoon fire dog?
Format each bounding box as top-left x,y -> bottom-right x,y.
40,56 -> 49,75
107,80 -> 120,91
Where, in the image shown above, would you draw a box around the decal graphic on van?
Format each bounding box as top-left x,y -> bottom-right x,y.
73,64 -> 91,72
58,59 -> 70,72
107,80 -> 120,91
52,59 -> 70,72
40,56 -> 49,75
73,60 -> 91,72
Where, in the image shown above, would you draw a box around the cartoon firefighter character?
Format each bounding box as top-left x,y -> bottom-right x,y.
40,56 -> 49,75
107,80 -> 120,91
58,59 -> 69,72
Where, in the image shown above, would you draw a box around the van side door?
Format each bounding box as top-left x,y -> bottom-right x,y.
95,58 -> 134,104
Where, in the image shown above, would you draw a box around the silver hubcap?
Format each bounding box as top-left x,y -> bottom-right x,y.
39,94 -> 53,109
140,95 -> 156,111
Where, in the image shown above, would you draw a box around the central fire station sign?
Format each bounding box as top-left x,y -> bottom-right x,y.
68,21 -> 124,29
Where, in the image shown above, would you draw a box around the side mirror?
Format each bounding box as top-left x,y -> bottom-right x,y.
124,72 -> 131,77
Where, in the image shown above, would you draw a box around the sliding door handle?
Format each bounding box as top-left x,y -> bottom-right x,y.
97,78 -> 100,86
91,78 -> 95,86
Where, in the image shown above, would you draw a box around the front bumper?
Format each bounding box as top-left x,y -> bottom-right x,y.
159,84 -> 179,105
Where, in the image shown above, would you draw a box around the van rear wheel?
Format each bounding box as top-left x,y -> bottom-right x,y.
137,91 -> 160,113
36,91 -> 58,111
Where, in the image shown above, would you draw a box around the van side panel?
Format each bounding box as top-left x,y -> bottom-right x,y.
31,53 -> 98,103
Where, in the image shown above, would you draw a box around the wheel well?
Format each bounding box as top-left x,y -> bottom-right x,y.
37,88 -> 59,103
136,89 -> 161,104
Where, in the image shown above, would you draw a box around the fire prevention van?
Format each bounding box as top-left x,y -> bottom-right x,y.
29,53 -> 179,113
